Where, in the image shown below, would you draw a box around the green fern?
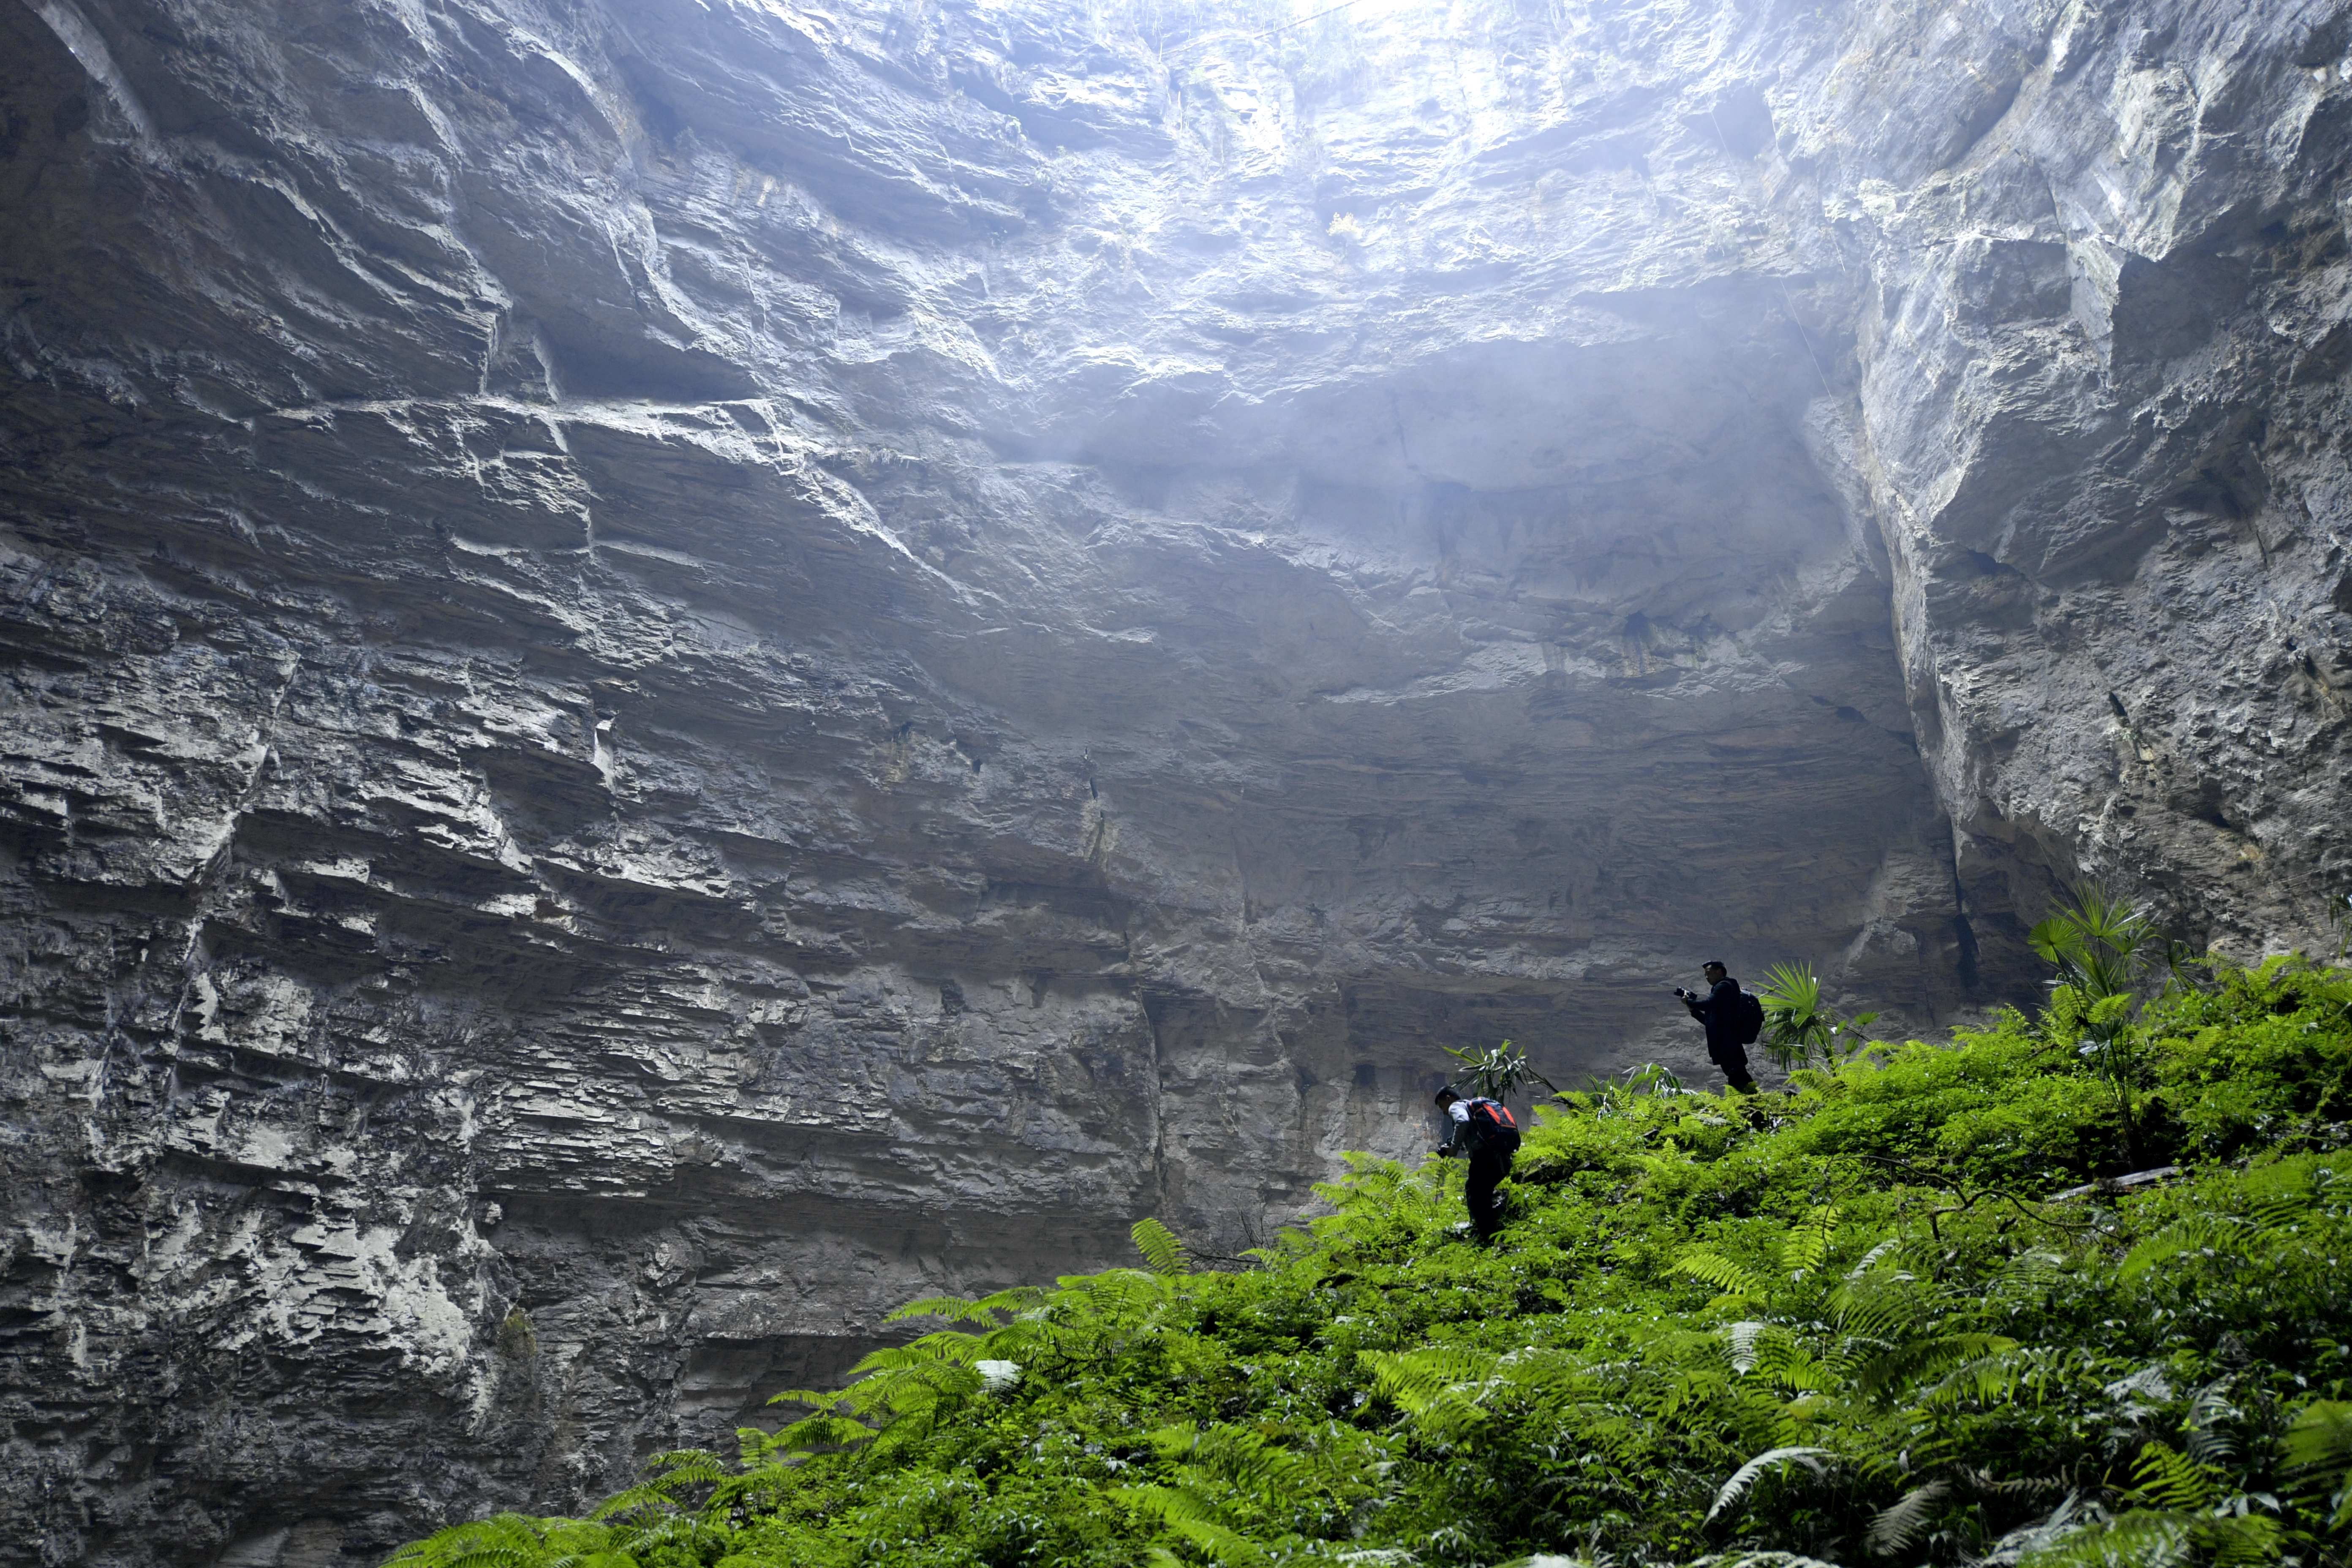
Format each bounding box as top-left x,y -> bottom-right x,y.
2284,1400 -> 2352,1531
1360,1346 -> 1504,1435
1705,1447 -> 1834,1524
1114,1483 -> 1269,1565
1133,1217 -> 1189,1275
1674,1247 -> 1766,1301
1865,1478 -> 1949,1558
381,1515 -> 591,1568
589,1449 -> 727,1523
1851,1334 -> 2019,1401
1778,1205 -> 1840,1277
2125,1441 -> 2224,1512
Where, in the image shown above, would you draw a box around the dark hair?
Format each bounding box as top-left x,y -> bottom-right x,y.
1702,959 -> 1727,971
1433,1086 -> 1460,1105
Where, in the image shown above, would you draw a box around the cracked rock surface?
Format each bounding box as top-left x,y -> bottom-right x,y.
2,0 -> 2347,1562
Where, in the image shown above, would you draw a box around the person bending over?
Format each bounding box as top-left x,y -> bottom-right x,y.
1432,1085 -> 1521,1241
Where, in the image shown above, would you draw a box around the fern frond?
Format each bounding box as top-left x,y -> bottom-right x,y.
404,1545 -> 536,1568
2013,1509 -> 2195,1568
1829,1285 -> 1913,1353
1114,1483 -> 1266,1566
588,1450 -> 726,1522
1705,1446 -> 1834,1523
1192,1422 -> 1308,1497
1844,1237 -> 1905,1279
1854,1334 -> 2019,1399
1750,1337 -> 1832,1396
1659,1365 -> 1736,1422
887,1293 -> 1003,1325
1923,1348 -> 2029,1410
383,1516 -> 568,1568
764,1386 -> 842,1411
1865,1479 -> 1949,1558
758,1412 -> 877,1456
1133,1217 -> 1189,1275
587,1486 -> 670,1524
2118,1220 -> 2231,1282
2183,1380 -> 2240,1465
1780,1205 -> 1841,1277
2126,1441 -> 2223,1513
1057,1268 -> 1177,1317
2205,1514 -> 2288,1567
641,1448 -> 726,1483
2283,1399 -> 2352,1530
1360,1347 -> 1502,1432
702,1463 -> 801,1516
848,1332 -> 988,1374
2242,1169 -> 2317,1235
1674,1247 -> 1766,1300
969,1285 -> 1055,1318
604,1510 -> 729,1562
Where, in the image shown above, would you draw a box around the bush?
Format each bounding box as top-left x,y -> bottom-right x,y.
388,958 -> 2352,1568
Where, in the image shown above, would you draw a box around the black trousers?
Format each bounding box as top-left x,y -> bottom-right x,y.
1710,1040 -> 1755,1090
1465,1146 -> 1513,1239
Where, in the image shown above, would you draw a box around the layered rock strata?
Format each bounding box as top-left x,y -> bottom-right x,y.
2,0 -> 2347,1563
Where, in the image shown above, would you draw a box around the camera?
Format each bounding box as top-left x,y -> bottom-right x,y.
1672,986 -> 1693,1001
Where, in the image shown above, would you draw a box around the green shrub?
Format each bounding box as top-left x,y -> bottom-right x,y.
388,958 -> 2352,1568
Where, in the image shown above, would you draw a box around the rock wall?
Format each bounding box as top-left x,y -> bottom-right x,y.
2,0 -> 2346,1563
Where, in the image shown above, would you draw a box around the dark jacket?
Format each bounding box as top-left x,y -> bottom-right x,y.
1686,977 -> 1744,1057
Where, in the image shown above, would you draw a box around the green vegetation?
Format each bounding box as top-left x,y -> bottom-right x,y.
1758,962 -> 1878,1076
1443,1041 -> 1560,1102
394,952 -> 2352,1568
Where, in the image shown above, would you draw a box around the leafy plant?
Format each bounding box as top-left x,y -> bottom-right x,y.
1443,1039 -> 1560,1102
2030,883 -> 2160,1002
2031,883 -> 2164,1162
1757,961 -> 1878,1075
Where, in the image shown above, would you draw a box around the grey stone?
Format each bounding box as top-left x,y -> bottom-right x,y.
1,0 -> 2346,1563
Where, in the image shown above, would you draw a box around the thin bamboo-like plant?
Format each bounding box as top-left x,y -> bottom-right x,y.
2029,882 -> 2160,1164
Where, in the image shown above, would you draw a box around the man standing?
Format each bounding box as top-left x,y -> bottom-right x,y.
1680,959 -> 1759,1093
1432,1086 -> 1520,1241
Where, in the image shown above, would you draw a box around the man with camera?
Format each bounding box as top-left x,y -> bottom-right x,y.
1676,960 -> 1759,1093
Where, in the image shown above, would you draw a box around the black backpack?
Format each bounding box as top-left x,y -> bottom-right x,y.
1464,1097 -> 1522,1154
1734,988 -> 1765,1046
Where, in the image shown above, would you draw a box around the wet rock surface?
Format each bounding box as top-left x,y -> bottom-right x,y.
1,0 -> 2347,1561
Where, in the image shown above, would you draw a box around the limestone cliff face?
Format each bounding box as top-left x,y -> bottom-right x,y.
2,0 -> 2345,1562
